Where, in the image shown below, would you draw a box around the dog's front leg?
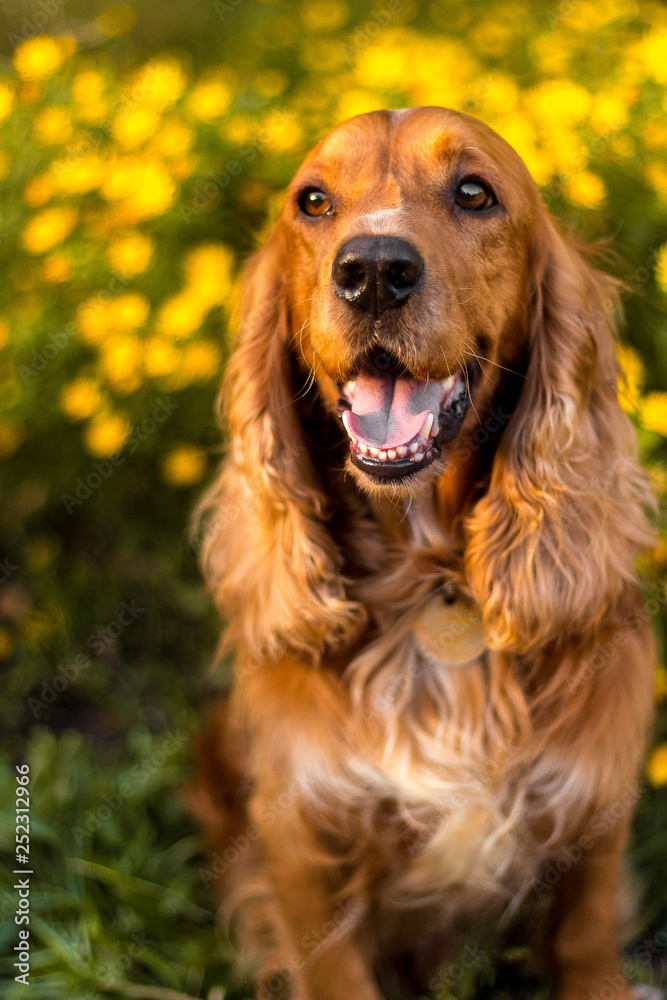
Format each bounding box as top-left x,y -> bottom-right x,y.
250,791 -> 383,1000
551,810 -> 634,1000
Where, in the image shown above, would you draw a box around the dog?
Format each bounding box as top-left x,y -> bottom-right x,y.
189,107 -> 656,1000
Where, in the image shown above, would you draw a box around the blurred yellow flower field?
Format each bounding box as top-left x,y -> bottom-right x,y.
1,3 -> 667,994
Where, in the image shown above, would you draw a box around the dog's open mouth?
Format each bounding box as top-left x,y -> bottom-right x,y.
336,355 -> 475,479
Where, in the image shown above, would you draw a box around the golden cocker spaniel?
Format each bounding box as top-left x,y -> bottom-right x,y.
190,107 -> 655,1000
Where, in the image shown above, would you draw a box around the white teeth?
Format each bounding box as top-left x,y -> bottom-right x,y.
359,443 -> 368,455
387,449 -> 397,460
396,445 -> 408,457
378,451 -> 387,461
370,447 -> 379,457
410,442 -> 419,453
413,451 -> 424,462
420,413 -> 433,440
431,417 -> 439,437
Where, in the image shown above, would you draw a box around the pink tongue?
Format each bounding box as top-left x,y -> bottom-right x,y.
345,369 -> 441,449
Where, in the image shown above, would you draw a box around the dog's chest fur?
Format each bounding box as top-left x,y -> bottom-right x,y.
291,631 -> 552,915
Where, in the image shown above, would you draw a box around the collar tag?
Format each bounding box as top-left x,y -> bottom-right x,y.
414,586 -> 486,668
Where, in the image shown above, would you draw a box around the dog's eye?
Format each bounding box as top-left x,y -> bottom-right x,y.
299,189 -> 333,217
455,179 -> 496,211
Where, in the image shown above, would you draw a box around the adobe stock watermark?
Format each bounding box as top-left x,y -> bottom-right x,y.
71,729 -> 187,845
28,599 -> 145,717
61,396 -> 178,513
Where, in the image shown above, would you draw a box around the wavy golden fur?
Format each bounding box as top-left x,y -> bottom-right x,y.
190,108 -> 656,1000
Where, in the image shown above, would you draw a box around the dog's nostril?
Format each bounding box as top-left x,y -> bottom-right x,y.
338,262 -> 366,290
387,258 -> 422,291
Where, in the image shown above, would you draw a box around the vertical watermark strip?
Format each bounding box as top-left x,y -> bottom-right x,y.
13,763 -> 31,986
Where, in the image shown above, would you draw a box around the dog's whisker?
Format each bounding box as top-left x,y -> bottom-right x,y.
461,349 -> 527,380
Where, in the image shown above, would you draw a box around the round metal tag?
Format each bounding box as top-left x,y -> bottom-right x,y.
414,586 -> 486,668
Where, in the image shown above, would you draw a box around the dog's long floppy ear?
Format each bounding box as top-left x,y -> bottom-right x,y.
465,211 -> 654,653
197,227 -> 366,664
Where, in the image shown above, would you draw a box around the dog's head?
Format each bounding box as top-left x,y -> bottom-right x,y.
200,108 -> 651,661
281,107 -> 536,495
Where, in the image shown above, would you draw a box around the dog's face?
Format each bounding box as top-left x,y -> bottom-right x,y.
275,107 -> 541,495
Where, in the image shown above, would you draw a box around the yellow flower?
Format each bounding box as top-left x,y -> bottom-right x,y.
338,88 -> 383,122
220,115 -> 255,145
645,162 -> 667,203
655,666 -> 667,703
640,393 -> 667,436
107,231 -> 156,276
564,171 -> 607,209
262,115 -> 303,153
180,341 -> 222,382
84,412 -> 130,457
24,175 -> 53,207
355,44 -> 408,89
112,107 -> 160,150
161,444 -> 207,487
77,292 -> 149,343
469,20 -> 513,57
41,252 -> 71,283
253,70 -> 288,99
616,343 -> 644,414
530,32 -> 570,76
22,206 -> 77,254
113,292 -> 150,331
13,35 -> 76,81
655,243 -> 667,294
157,293 -> 207,339
0,626 -> 14,660
100,333 -> 142,388
144,336 -> 181,377
0,82 -> 15,125
187,75 -> 233,122
101,155 -> 176,220
183,243 -> 234,307
130,59 -> 187,111
525,81 -> 592,125
589,89 -> 635,135
72,70 -> 106,105
50,153 -> 105,194
152,117 -> 194,158
300,0 -> 348,31
642,119 -> 667,152
32,105 -> 72,144
60,378 -> 102,420
636,26 -> 667,84
646,743 -> 667,786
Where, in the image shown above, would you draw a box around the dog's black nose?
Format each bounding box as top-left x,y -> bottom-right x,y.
331,236 -> 423,315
